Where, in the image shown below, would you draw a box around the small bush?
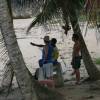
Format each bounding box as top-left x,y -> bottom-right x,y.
95,58 -> 100,65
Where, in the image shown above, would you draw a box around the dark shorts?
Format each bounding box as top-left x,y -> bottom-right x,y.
72,56 -> 81,69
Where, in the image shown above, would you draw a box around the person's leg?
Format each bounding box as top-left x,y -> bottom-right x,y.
75,69 -> 80,84
71,64 -> 76,76
46,63 -> 53,80
71,69 -> 75,75
43,65 -> 46,79
74,57 -> 81,84
38,67 -> 45,80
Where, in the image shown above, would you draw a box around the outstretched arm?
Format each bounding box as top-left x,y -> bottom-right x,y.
30,42 -> 44,47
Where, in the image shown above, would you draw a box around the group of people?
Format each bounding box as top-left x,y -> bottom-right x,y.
30,33 -> 82,86
30,36 -> 59,81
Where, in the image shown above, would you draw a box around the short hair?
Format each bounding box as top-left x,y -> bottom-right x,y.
72,34 -> 79,40
44,36 -> 50,42
51,38 -> 57,44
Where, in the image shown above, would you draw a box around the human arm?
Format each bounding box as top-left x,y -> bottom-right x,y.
30,42 -> 44,47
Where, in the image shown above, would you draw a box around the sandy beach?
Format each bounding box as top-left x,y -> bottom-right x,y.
0,18 -> 100,100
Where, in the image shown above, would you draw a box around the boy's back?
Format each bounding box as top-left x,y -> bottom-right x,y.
52,46 -> 59,61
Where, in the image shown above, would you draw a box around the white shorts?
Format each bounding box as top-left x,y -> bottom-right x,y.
43,63 -> 53,79
38,67 -> 45,81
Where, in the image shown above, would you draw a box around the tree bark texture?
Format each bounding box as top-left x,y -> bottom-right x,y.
0,0 -> 37,100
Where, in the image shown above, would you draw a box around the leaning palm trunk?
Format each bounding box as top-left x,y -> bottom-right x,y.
1,61 -> 14,90
68,7 -> 100,80
0,0 -> 37,100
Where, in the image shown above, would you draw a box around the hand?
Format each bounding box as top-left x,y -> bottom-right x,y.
30,42 -> 32,44
30,42 -> 35,46
71,60 -> 73,65
71,62 -> 72,65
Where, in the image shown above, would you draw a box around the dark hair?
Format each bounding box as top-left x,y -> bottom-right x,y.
72,34 -> 79,40
44,40 -> 49,44
51,38 -> 57,45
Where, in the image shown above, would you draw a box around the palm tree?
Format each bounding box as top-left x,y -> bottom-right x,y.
0,0 -> 100,99
0,1 -> 66,100
0,0 -> 37,100
1,61 -> 14,92
27,0 -> 100,80
68,6 -> 100,80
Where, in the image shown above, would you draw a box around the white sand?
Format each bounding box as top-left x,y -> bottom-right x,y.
1,18 -> 100,85
0,18 -> 100,100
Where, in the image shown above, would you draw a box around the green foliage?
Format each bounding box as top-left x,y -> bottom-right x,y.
95,58 -> 100,65
69,0 -> 85,10
27,0 -> 60,32
79,14 -> 87,22
35,0 -> 60,23
27,0 -> 86,32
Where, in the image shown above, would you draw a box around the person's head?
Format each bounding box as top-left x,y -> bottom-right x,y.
43,36 -> 50,44
51,38 -> 57,46
72,34 -> 79,42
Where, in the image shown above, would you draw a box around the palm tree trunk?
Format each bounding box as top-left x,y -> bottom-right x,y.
68,8 -> 100,80
0,0 -> 37,100
1,61 -> 14,90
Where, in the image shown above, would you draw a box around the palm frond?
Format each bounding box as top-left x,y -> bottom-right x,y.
11,0 -> 38,6
27,0 -> 86,33
27,0 -> 61,33
26,13 -> 42,33
72,0 -> 85,10
11,0 -> 44,18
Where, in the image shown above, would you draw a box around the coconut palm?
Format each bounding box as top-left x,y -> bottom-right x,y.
0,0 -> 38,100
27,0 -> 100,80
0,1 -> 66,100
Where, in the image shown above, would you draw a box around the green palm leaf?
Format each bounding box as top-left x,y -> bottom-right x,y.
27,0 -> 85,32
72,0 -> 85,9
27,0 -> 61,33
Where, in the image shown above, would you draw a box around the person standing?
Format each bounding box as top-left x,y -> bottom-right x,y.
71,34 -> 82,84
50,38 -> 59,64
